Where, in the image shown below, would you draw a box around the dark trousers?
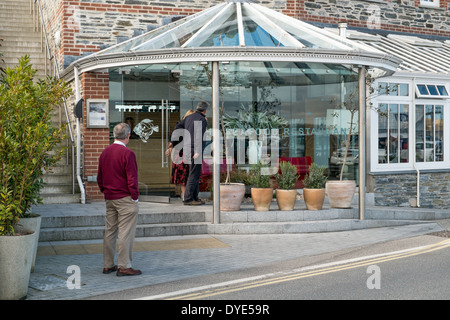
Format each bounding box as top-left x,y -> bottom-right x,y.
184,162 -> 202,203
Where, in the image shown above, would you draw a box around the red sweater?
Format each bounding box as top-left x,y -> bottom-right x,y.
97,143 -> 139,200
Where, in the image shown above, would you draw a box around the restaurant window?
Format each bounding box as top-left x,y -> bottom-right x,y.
378,103 -> 409,164
415,104 -> 443,163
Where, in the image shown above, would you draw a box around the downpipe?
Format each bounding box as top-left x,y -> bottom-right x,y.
412,77 -> 420,207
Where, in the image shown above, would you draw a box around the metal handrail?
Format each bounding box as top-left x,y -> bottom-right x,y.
32,0 -> 77,195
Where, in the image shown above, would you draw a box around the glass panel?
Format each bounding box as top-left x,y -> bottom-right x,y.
415,105 -> 424,162
425,105 -> 434,162
388,104 -> 399,163
417,84 -> 429,95
427,85 -> 439,96
241,12 -> 285,47
415,104 -> 443,163
378,82 -> 388,95
437,85 -> 448,96
200,11 -> 239,47
399,83 -> 409,96
135,5 -> 225,50
399,104 -> 409,163
435,105 -> 443,161
378,104 -> 388,164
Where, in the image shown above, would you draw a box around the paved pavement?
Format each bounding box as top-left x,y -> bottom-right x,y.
26,202 -> 449,300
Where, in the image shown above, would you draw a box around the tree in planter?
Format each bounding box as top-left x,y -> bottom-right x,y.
0,56 -> 71,236
302,163 -> 327,210
330,74 -> 396,181
247,161 -> 273,211
326,74 -> 396,208
275,161 -> 299,211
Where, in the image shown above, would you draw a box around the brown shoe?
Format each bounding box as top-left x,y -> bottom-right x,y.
116,267 -> 142,277
103,265 -> 118,274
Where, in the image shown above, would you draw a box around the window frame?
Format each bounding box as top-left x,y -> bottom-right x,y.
370,77 -> 450,173
419,0 -> 440,8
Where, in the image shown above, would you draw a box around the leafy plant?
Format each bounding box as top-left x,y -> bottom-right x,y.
222,103 -> 288,133
247,161 -> 272,188
276,161 -> 299,190
0,56 -> 71,236
303,163 -> 327,189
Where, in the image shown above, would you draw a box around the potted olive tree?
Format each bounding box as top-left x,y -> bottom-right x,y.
303,163 -> 328,210
0,56 -> 70,299
326,75 -> 394,208
275,161 -> 299,211
247,161 -> 273,211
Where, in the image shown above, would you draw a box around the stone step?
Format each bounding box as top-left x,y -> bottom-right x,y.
1,45 -> 44,53
41,183 -> 75,194
40,193 -> 81,205
39,210 -> 210,241
39,222 -> 210,242
43,173 -> 74,185
207,219 -> 428,235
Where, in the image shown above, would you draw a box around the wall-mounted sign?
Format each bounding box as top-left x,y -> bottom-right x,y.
87,99 -> 109,128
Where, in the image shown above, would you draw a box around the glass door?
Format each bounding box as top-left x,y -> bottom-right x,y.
109,65 -> 181,202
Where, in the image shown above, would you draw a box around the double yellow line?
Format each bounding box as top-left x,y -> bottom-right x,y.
168,239 -> 450,300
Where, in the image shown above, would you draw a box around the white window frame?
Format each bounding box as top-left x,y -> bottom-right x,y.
419,0 -> 440,8
370,77 -> 450,173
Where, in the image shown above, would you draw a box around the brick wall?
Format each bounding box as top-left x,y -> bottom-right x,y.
81,72 -> 110,201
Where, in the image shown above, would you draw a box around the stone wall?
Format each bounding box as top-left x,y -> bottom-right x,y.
293,0 -> 449,37
373,172 -> 450,209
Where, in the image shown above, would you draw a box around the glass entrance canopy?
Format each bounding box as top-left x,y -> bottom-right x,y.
65,0 -> 400,76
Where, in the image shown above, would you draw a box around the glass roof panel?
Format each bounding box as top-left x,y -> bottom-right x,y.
92,0 -> 385,57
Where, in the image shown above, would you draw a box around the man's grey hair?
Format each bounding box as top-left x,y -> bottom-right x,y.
114,123 -> 131,140
196,101 -> 208,112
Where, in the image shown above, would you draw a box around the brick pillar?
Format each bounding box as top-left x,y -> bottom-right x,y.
81,72 -> 110,201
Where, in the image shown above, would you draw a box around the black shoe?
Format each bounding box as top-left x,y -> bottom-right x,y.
184,200 -> 203,205
103,265 -> 118,274
194,199 -> 205,204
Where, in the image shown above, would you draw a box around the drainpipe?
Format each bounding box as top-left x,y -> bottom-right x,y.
74,67 -> 86,204
412,77 -> 420,207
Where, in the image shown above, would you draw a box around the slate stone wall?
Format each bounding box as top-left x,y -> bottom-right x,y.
373,172 -> 450,209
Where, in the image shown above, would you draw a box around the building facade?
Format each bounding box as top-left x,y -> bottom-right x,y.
37,0 -> 449,208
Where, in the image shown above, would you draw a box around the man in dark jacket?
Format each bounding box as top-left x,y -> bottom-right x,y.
169,102 -> 208,205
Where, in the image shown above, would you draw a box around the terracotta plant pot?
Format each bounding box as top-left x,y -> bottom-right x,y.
303,188 -> 325,210
276,189 -> 297,211
220,183 -> 245,211
251,188 -> 274,211
326,180 -> 356,208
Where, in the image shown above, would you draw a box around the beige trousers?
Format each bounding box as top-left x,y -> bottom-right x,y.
103,196 -> 139,269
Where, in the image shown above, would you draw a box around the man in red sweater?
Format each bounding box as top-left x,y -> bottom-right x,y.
97,123 -> 141,276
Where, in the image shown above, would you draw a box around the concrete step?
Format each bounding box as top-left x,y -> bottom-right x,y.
40,193 -> 81,205
207,219 -> 427,235
43,173 -> 74,185
38,210 -> 210,241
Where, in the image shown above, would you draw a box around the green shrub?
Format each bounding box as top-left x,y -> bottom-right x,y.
247,161 -> 272,188
302,163 -> 327,189
276,161 -> 299,190
0,56 -> 71,235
